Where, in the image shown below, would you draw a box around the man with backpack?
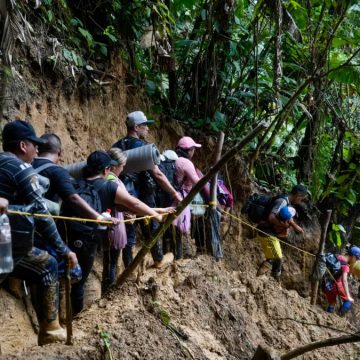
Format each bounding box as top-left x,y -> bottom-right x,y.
63,150 -> 167,315
112,111 -> 181,269
257,206 -> 297,280
0,120 -> 78,345
322,246 -> 360,315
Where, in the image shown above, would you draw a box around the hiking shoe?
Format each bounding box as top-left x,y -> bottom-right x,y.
154,252 -> 174,269
326,305 -> 335,313
340,300 -> 352,316
256,260 -> 272,276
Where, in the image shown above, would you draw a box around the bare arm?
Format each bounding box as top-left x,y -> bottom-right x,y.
289,218 -> 304,234
342,272 -> 354,302
114,186 -> 162,221
150,165 -> 182,202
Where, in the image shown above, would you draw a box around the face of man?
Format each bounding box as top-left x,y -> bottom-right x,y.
292,194 -> 306,204
20,139 -> 38,163
135,123 -> 149,139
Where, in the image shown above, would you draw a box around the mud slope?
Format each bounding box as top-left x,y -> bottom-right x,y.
1,225 -> 360,360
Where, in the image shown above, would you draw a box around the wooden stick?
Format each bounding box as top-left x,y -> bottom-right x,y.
115,122 -> 268,287
65,258 -> 73,345
310,209 -> 332,305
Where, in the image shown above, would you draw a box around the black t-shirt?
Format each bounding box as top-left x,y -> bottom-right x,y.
88,178 -> 118,212
32,158 -> 76,203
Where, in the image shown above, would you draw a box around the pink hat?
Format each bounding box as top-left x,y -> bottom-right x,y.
177,136 -> 202,149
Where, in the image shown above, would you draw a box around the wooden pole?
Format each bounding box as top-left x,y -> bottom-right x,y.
280,332 -> 360,360
65,259 -> 73,345
310,209 -> 332,305
209,132 -> 225,205
115,122 -> 268,287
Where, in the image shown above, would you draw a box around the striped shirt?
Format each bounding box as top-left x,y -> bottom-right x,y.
0,152 -> 69,257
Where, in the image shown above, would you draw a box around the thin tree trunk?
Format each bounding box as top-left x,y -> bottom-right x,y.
280,332 -> 360,360
310,209 -> 332,305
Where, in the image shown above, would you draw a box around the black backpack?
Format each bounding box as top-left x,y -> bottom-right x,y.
62,179 -> 104,236
241,193 -> 288,223
155,159 -> 179,207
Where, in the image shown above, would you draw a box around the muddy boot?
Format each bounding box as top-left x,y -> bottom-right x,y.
256,260 -> 272,276
154,252 -> 174,269
38,283 -> 66,346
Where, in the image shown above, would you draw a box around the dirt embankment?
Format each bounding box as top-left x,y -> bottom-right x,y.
1,222 -> 360,360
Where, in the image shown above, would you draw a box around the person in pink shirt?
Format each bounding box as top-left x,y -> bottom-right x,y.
174,136 -> 210,254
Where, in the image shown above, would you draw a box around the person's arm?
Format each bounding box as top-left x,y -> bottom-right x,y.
289,218 -> 304,234
0,197 -> 8,214
150,165 -> 182,202
66,193 -> 101,220
342,271 -> 354,302
113,186 -> 163,222
16,166 -> 77,267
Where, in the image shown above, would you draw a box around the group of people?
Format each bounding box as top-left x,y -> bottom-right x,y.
250,184 -> 360,316
0,111 -> 232,346
2,110 -> 358,347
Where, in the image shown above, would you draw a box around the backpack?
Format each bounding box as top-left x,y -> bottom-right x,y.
154,159 -> 178,207
324,253 -> 345,279
241,193 -> 288,223
62,179 -> 104,236
216,180 -> 233,208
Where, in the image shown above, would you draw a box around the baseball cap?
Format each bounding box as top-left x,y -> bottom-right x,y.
2,120 -> 47,145
279,206 -> 295,221
177,136 -> 202,149
87,150 -> 119,171
347,246 -> 360,259
126,111 -> 154,127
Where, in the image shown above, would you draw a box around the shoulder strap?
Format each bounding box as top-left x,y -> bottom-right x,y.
34,162 -> 57,174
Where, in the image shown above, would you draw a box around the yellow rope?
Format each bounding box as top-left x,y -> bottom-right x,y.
221,209 -> 316,258
7,210 -> 165,226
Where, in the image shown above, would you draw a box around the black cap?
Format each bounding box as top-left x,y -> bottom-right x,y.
87,150 -> 119,171
291,184 -> 308,195
2,120 -> 47,145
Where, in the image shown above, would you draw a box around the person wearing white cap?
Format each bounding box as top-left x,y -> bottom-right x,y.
112,111 -> 181,269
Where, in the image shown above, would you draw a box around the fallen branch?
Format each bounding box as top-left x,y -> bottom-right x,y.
115,121 -> 268,287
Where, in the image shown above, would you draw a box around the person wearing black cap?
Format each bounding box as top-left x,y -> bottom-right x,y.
0,120 -> 78,346
64,150 -> 169,315
112,111 -> 181,269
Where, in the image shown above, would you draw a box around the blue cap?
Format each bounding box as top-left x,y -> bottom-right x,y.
347,246 -> 360,259
279,206 -> 292,221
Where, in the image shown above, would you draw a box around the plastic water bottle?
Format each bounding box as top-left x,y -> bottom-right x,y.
98,209 -> 112,230
0,214 -> 13,274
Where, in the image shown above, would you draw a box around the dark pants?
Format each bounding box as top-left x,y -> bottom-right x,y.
122,193 -> 163,268
192,216 -> 207,253
163,226 -> 183,260
69,234 -> 100,316
102,239 -> 120,293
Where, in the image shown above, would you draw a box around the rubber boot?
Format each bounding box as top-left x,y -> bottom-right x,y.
38,282 -> 66,346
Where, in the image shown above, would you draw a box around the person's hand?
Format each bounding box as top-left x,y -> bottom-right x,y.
157,207 -> 176,214
349,296 -> 354,303
109,217 -> 121,226
67,251 -> 78,269
172,191 -> 182,203
0,197 -> 8,214
124,212 -> 136,224
296,227 -> 305,235
155,214 -> 164,223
